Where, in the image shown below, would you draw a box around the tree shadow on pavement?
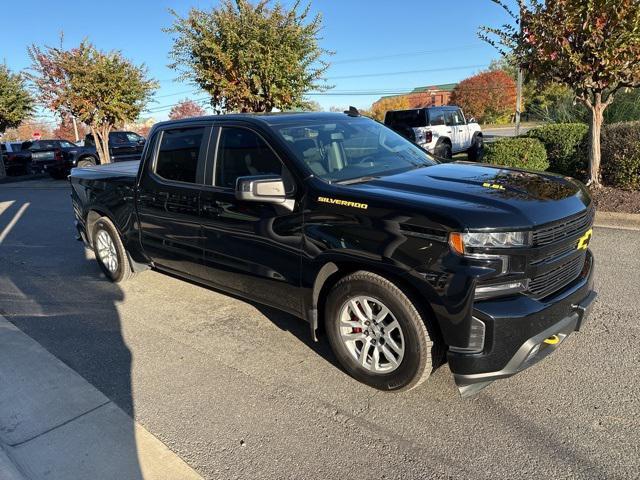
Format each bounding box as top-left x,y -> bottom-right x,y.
0,189 -> 144,478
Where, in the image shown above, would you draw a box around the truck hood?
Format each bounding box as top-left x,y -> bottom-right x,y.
347,162 -> 591,230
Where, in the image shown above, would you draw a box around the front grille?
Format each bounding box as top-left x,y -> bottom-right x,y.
532,207 -> 594,246
530,241 -> 577,266
528,254 -> 585,299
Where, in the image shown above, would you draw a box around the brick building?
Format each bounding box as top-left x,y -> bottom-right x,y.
377,83 -> 457,109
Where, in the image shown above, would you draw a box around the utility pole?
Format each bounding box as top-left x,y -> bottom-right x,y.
515,68 -> 522,136
515,2 -> 524,137
72,117 -> 80,143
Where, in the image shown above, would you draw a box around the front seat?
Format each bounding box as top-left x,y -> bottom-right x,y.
292,138 -> 327,176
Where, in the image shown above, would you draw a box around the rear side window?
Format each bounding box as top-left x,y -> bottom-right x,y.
429,111 -> 446,126
155,127 -> 205,184
384,109 -> 427,128
215,127 -> 284,188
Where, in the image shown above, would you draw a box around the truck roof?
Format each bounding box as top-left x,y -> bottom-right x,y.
152,111 -> 360,129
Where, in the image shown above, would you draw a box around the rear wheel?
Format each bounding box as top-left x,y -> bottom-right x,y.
325,271 -> 435,391
91,216 -> 135,283
434,141 -> 452,161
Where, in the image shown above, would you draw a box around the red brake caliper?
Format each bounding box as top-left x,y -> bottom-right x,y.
350,311 -> 362,334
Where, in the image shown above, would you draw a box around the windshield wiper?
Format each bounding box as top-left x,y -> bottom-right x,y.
335,175 -> 379,185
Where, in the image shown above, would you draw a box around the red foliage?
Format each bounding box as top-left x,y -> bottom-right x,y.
53,116 -> 88,142
168,99 -> 206,120
449,70 -> 516,123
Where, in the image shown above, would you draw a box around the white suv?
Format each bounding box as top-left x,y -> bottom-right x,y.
384,106 -> 483,161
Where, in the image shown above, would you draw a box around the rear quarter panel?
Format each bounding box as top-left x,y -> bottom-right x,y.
70,162 -> 145,262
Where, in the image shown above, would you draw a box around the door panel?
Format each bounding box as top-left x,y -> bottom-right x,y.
199,126 -> 303,315
136,126 -> 210,278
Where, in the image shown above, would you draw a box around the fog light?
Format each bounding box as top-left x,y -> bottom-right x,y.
449,317 -> 486,354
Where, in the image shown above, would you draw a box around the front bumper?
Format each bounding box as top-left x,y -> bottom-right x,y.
450,250 -> 596,397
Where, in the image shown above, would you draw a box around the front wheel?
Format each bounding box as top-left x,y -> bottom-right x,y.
91,217 -> 135,283
77,157 -> 97,168
467,135 -> 484,162
325,271 -> 436,391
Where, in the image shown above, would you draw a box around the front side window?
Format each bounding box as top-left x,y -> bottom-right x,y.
126,132 -> 144,143
110,132 -> 129,145
215,127 -> 284,188
155,127 -> 205,184
275,116 -> 436,183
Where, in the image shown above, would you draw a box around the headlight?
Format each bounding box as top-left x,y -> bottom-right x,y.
449,231 -> 531,254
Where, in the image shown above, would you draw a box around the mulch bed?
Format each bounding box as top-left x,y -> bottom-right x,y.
590,186 -> 640,214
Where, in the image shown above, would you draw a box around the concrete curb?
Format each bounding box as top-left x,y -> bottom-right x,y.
0,442 -> 27,480
594,211 -> 640,231
0,315 -> 203,480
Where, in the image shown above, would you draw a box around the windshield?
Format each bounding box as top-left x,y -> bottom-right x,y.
274,116 -> 436,183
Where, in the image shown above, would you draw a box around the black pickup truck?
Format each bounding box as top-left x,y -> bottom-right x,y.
69,112 -> 596,396
29,131 -> 145,179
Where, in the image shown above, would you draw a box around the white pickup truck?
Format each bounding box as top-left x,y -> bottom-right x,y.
384,106 -> 483,161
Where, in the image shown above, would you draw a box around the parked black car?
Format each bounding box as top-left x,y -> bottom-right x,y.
69,112 -> 596,397
28,131 -> 145,179
1,142 -> 31,175
84,131 -> 146,163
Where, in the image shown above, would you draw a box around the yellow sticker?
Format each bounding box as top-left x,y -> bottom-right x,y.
482,182 -> 506,190
317,196 -> 368,210
577,228 -> 593,250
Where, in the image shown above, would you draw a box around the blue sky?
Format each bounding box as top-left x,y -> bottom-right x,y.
0,0 -> 514,122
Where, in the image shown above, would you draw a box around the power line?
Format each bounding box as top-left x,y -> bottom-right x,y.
328,64 -> 488,80
152,63 -> 490,99
331,45 -> 484,65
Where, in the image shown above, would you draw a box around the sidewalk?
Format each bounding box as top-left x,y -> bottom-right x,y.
0,315 -> 202,480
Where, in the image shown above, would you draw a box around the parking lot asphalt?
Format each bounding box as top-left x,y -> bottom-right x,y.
0,178 -> 638,480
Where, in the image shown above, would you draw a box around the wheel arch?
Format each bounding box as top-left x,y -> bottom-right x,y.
78,154 -> 99,165
309,260 -> 444,348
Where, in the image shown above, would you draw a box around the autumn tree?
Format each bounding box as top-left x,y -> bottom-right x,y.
28,40 -> 157,164
0,120 -> 53,142
450,70 -> 516,124
166,0 -> 332,113
169,99 -> 206,120
53,115 -> 88,142
481,0 -> 640,186
369,96 -> 411,122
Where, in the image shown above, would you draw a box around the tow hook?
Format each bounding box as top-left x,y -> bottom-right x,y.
543,335 -> 560,345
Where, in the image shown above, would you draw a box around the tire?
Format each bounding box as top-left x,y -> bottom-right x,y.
467,135 -> 484,162
77,157 -> 96,168
325,271 -> 436,392
91,216 -> 135,283
434,141 -> 452,161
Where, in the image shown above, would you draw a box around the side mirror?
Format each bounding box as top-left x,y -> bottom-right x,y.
468,117 -> 477,124
235,175 -> 287,204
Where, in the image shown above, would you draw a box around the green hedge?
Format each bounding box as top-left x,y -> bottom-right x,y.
602,121 -> 640,190
526,123 -> 589,178
483,137 -> 549,171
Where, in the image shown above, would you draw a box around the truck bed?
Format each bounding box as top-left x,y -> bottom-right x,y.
72,160 -> 140,178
